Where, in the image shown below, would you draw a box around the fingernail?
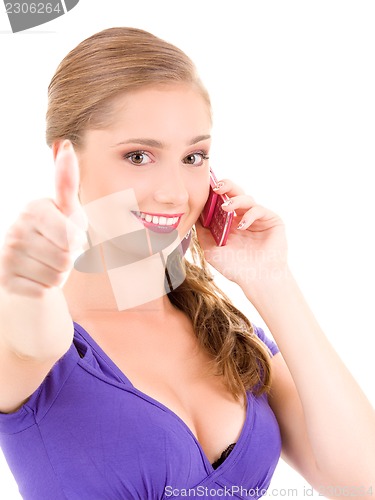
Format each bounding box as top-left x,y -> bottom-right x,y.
221,199 -> 232,207
62,140 -> 72,150
56,140 -> 72,161
213,182 -> 224,191
237,220 -> 246,230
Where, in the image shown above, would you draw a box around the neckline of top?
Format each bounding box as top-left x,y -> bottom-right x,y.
73,321 -> 254,475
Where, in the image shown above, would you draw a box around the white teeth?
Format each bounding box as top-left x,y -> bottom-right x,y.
134,211 -> 180,226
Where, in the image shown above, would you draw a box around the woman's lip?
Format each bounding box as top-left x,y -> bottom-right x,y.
131,211 -> 182,233
131,211 -> 184,218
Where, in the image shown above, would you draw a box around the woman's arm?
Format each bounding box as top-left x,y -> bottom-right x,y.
246,270 -> 375,495
195,178 -> 375,497
0,141 -> 85,413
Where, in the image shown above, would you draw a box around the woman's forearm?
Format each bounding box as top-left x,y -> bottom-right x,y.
242,268 -> 375,485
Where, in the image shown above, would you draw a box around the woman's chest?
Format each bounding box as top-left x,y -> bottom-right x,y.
48,340 -> 281,500
79,316 -> 246,464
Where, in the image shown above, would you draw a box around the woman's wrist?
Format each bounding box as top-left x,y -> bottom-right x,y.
237,264 -> 294,295
238,264 -> 294,303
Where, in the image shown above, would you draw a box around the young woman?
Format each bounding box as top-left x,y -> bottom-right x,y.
0,27 -> 374,500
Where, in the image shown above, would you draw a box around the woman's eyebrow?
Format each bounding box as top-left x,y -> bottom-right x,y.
188,134 -> 211,145
111,134 -> 211,148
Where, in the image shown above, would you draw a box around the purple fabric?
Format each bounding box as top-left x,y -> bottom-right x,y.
0,322 -> 281,499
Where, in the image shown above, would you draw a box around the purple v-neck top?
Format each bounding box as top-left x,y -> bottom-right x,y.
0,322 -> 281,499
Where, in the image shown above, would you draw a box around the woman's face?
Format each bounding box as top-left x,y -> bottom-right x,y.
76,84 -> 212,244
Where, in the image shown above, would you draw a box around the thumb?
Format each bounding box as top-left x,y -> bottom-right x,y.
55,140 -> 88,231
55,140 -> 81,215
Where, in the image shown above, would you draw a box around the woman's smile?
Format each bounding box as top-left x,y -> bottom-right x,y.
131,210 -> 184,233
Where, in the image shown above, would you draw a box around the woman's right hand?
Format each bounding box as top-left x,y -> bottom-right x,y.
0,140 -> 87,298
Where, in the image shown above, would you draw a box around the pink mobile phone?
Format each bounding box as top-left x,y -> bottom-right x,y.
199,168 -> 234,246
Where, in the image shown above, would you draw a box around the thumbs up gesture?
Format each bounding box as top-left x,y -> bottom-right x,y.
0,140 -> 87,297
55,141 -> 84,218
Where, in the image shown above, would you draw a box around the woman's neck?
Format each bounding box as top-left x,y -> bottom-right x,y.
63,267 -> 177,321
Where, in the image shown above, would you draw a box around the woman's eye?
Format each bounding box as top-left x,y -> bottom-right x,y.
123,151 -> 152,165
183,152 -> 210,166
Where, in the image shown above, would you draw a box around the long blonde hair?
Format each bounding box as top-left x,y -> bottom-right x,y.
46,27 -> 273,399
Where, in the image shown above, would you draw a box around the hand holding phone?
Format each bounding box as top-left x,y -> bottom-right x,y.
199,168 -> 234,246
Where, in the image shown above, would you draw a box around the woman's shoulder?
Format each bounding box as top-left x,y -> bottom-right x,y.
0,325 -> 85,434
252,323 -> 280,357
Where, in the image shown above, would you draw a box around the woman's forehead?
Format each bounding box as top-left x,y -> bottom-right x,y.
104,86 -> 212,136
111,84 -> 210,115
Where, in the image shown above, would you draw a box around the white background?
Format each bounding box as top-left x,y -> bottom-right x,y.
0,1 -> 374,498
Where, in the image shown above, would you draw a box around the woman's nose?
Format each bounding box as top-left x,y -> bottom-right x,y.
153,171 -> 189,207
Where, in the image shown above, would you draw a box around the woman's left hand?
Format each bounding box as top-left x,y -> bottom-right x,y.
195,178 -> 289,290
